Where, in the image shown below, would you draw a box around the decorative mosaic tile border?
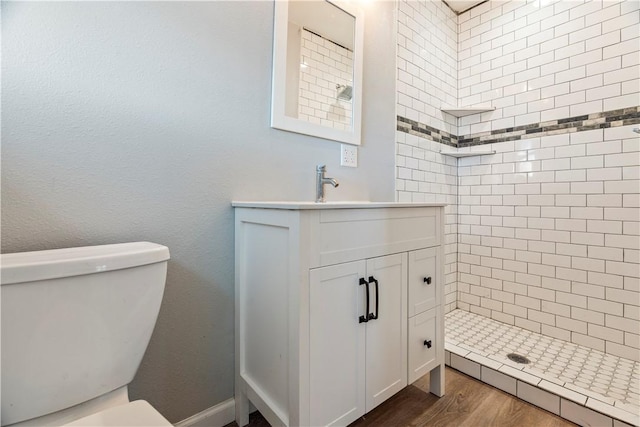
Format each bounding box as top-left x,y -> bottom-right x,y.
445,309 -> 640,427
396,116 -> 458,147
397,106 -> 640,148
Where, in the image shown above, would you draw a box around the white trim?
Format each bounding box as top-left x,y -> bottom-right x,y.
175,398 -> 235,427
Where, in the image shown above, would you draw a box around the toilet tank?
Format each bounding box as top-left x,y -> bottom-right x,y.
0,242 -> 170,426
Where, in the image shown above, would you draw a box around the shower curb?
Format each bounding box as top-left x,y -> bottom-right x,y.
444,342 -> 639,427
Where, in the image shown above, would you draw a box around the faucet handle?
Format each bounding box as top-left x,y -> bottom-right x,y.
316,164 -> 326,171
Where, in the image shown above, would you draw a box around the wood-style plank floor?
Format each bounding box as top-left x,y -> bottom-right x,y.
227,367 -> 577,427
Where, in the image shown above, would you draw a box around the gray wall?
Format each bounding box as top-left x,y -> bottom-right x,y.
1,1 -> 397,423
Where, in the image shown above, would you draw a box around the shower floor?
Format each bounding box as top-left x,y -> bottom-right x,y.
445,309 -> 640,426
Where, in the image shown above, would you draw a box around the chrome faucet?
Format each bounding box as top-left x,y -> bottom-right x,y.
316,165 -> 339,203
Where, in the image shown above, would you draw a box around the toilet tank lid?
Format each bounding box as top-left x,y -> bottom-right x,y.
1,242 -> 170,285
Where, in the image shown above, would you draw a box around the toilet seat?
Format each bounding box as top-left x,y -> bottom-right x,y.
61,400 -> 172,427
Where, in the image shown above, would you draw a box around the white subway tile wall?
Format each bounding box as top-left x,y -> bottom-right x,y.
298,29 -> 353,130
396,130 -> 459,313
396,0 -> 640,359
457,124 -> 640,361
397,0 -> 457,135
457,0 -> 640,136
396,0 -> 459,313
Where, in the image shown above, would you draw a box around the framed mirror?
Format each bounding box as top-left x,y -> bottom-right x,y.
271,0 -> 364,146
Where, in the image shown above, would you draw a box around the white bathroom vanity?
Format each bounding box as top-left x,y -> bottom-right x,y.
233,202 -> 446,427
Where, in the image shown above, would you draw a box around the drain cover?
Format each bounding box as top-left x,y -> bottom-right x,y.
507,353 -> 530,364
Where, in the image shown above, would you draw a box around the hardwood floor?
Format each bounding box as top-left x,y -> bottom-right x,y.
228,367 -> 576,427
350,368 -> 575,427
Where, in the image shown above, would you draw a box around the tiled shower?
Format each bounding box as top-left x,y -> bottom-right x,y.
395,0 -> 639,425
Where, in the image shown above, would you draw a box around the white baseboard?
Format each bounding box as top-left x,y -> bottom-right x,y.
175,398 -> 235,427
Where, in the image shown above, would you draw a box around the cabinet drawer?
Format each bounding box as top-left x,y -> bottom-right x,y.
312,207 -> 440,267
408,247 -> 439,316
408,308 -> 439,384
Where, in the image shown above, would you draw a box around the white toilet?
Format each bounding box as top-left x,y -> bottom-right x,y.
1,242 -> 173,427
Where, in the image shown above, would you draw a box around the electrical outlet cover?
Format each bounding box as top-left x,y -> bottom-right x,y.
340,144 -> 358,168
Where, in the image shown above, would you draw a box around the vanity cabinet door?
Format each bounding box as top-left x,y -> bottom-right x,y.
309,261 -> 367,427
408,247 -> 440,317
308,253 -> 408,425
365,253 -> 408,412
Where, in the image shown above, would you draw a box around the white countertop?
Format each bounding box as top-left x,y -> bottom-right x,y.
231,201 -> 447,209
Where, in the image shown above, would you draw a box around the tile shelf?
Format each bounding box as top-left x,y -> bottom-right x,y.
439,150 -> 496,158
441,106 -> 496,117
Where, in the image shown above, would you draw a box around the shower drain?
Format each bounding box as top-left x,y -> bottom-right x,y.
507,353 -> 530,364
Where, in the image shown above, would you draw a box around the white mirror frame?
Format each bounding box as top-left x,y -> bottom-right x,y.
270,0 -> 364,146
